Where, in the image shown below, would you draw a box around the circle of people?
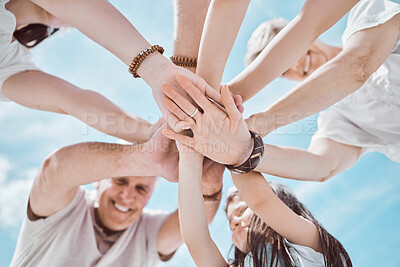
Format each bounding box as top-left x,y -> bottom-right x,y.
2,0 -> 399,266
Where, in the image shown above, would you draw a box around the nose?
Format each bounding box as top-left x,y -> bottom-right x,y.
120,186 -> 137,202
230,216 -> 240,231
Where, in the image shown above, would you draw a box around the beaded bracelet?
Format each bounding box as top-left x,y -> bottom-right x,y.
225,131 -> 265,174
170,56 -> 197,68
128,45 -> 164,78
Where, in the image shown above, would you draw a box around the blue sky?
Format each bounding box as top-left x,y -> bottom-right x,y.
1,0 -> 400,266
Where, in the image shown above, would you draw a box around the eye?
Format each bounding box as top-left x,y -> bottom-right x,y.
113,178 -> 128,185
238,206 -> 247,216
136,185 -> 148,195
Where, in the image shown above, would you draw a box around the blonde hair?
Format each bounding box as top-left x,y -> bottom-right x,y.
244,18 -> 289,66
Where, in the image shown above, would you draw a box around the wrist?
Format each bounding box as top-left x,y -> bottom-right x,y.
180,151 -> 203,162
246,113 -> 274,137
235,132 -> 253,166
225,131 -> 265,174
137,52 -> 172,84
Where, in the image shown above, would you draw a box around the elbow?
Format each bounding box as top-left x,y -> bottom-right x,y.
36,152 -> 60,186
352,55 -> 373,84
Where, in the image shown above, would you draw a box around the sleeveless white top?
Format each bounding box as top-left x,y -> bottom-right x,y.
0,0 -> 39,101
313,0 -> 400,162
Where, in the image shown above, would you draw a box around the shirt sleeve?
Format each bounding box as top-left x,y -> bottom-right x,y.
342,0 -> 400,45
141,209 -> 175,262
0,3 -> 40,100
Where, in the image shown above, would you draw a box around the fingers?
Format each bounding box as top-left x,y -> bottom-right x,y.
221,85 -> 242,121
176,75 -> 216,113
162,129 -> 195,147
165,110 -> 192,132
233,94 -> 244,114
162,84 -> 200,119
163,98 -> 195,124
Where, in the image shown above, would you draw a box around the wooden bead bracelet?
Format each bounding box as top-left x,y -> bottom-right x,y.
128,45 -> 164,78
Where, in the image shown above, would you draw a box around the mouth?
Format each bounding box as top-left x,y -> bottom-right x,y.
112,200 -> 132,213
303,52 -> 311,76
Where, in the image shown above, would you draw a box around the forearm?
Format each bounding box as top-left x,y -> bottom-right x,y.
254,144 -> 332,181
202,181 -> 222,223
232,171 -> 321,251
197,0 -> 250,90
178,156 -> 226,266
44,142 -> 155,189
246,52 -> 367,136
31,0 -> 175,89
173,0 -> 211,73
66,89 -> 152,144
178,156 -> 211,247
32,0 -> 148,65
228,0 -> 357,101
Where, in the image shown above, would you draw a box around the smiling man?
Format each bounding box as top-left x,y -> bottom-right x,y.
10,128 -> 223,267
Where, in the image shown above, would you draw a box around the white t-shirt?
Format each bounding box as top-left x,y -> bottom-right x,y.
313,0 -> 400,162
244,242 -> 324,267
0,0 -> 40,101
10,188 -> 171,267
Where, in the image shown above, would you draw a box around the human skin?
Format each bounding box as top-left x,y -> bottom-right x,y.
227,0 -> 359,101
29,0 -> 221,132
178,146 -> 322,267
28,123 -> 224,257
170,0 -> 400,182
3,0 -> 160,144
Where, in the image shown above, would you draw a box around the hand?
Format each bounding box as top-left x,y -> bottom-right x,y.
144,62 -> 223,132
161,75 -> 253,166
141,124 -> 179,182
147,117 -> 166,139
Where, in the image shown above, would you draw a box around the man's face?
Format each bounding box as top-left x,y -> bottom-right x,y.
97,176 -> 156,231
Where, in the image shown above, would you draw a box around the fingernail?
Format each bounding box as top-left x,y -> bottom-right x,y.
182,125 -> 191,130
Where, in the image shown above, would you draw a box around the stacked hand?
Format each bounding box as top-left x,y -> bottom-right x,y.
161,75 -> 253,166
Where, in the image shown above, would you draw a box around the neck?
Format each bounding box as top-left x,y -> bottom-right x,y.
6,0 -> 49,29
94,207 -> 123,236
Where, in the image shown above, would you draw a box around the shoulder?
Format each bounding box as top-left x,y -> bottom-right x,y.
288,242 -> 325,266
343,0 -> 400,43
0,0 -> 16,37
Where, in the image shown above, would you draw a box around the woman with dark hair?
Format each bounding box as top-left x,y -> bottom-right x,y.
178,136 -> 352,266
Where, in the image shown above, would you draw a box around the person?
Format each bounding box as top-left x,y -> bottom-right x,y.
165,0 -> 400,182
1,0 -> 166,144
240,0 -> 400,181
10,125 -> 223,266
178,142 -> 352,266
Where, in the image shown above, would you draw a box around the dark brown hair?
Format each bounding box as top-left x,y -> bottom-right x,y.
226,184 -> 352,267
13,24 -> 59,48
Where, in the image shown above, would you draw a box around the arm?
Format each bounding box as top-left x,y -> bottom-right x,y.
3,71 -> 154,144
254,138 -> 361,181
178,146 -> 226,267
29,125 -> 178,218
196,0 -> 250,90
30,0 -> 221,132
232,171 -> 322,252
157,156 -> 225,258
173,0 -> 211,74
228,0 -> 359,101
246,13 -> 400,136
